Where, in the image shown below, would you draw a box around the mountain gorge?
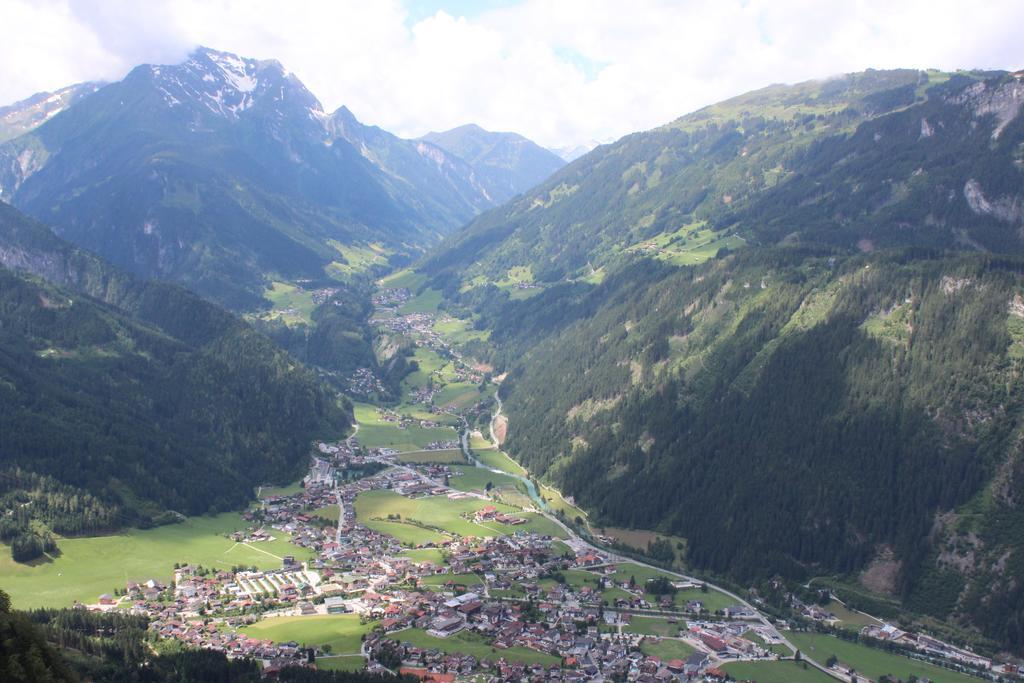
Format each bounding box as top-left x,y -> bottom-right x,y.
418,69 -> 1024,651
0,48 -> 560,310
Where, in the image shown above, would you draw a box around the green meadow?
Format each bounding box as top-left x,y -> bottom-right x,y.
788,632 -> 978,683
472,450 -> 528,476
354,490 -> 566,544
240,614 -> 374,655
315,655 -> 367,672
387,628 -> 559,666
353,402 -> 458,452
722,661 -> 833,683
254,280 -> 317,326
0,513 -> 311,609
397,449 -> 467,464
419,573 -> 483,590
639,637 -> 694,661
398,548 -> 447,565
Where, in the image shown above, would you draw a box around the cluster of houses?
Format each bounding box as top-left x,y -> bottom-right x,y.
347,367 -> 387,397
84,436 -> 799,681
372,287 -> 411,308
309,286 -> 340,305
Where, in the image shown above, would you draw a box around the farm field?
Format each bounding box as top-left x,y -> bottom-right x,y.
605,562 -> 735,612
259,479 -> 305,499
419,573 -> 483,589
0,513 -> 311,609
398,548 -> 447,565
788,632 -> 978,683
538,483 -> 587,522
316,655 -> 367,672
620,616 -> 683,637
387,628 -> 560,665
397,449 -> 467,464
379,269 -> 427,290
399,287 -> 443,314
468,434 -> 496,451
311,504 -> 339,521
639,637 -> 694,661
448,466 -> 522,495
434,381 -> 487,410
239,614 -> 374,655
824,600 -> 882,627
433,316 -> 490,344
722,661 -> 833,683
473,450 -> 527,476
254,280 -> 316,326
353,402 -> 458,451
354,490 -> 567,543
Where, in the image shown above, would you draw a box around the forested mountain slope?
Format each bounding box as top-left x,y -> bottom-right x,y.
417,70 -> 1024,652
0,202 -> 349,558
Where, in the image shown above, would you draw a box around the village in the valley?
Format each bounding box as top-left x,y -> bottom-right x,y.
77,283 -> 1012,683
87,434 -> 794,681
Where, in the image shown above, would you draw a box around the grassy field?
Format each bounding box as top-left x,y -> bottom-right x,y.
722,661 -> 834,683
433,381 -> 486,410
325,240 -> 390,280
419,573 -> 483,589
639,637 -> 694,661
468,434 -> 495,451
259,479 -> 305,499
353,402 -> 458,452
313,505 -> 340,522
379,269 -> 427,290
397,449 -> 466,464
354,490 -> 566,543
255,281 -> 317,326
606,562 -> 735,612
788,632 -> 979,683
448,466 -> 522,496
388,628 -> 559,665
0,513 -> 311,609
538,484 -> 587,522
473,450 -> 527,476
399,288 -> 443,314
621,616 -> 683,637
315,655 -> 367,672
824,600 -> 882,627
240,614 -> 374,655
398,548 -> 447,565
433,316 -> 490,345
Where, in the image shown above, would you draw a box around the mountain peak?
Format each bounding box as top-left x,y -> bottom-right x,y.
138,46 -> 323,121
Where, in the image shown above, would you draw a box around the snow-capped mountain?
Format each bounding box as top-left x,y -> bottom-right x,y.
0,47 -> 550,308
0,82 -> 102,142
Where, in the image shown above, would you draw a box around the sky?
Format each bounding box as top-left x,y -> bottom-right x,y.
1,0 -> 1023,150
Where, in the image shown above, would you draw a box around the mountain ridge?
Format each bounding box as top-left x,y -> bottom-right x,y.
413,67 -> 1024,653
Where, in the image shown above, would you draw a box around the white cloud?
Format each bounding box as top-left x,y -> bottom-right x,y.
0,0 -> 1022,148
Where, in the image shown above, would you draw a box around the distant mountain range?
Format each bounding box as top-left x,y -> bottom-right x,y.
548,139 -> 603,162
0,47 -> 562,309
0,82 -> 102,143
420,123 -> 565,200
